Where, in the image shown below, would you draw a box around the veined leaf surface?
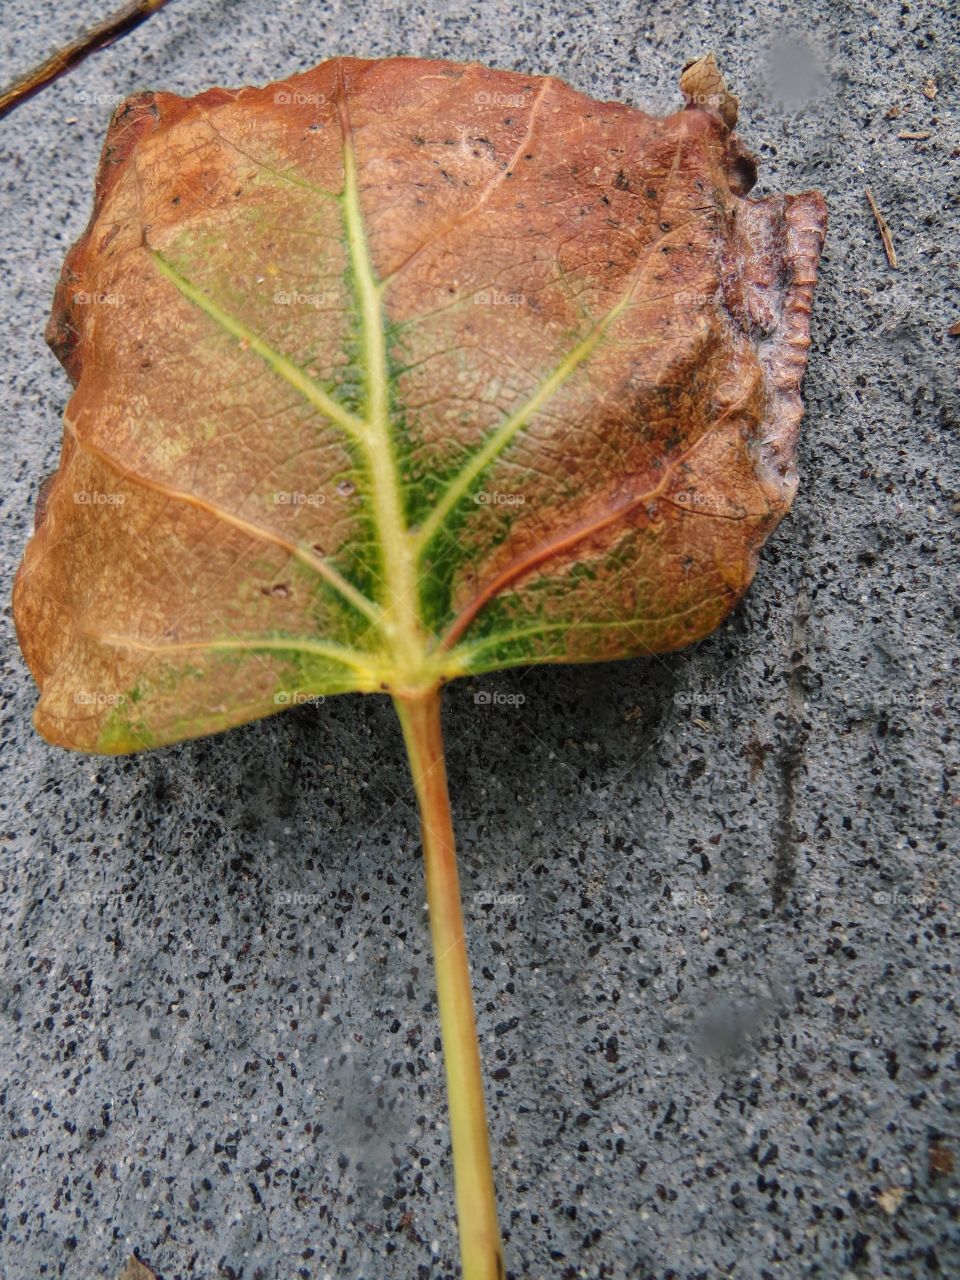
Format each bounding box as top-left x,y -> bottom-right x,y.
15,55 -> 827,752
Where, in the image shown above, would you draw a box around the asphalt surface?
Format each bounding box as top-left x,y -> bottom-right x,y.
1,2 -> 957,1278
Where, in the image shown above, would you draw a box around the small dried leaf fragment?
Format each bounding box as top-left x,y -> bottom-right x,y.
929,1142 -> 955,1177
876,1186 -> 905,1216
117,1258 -> 159,1280
865,185 -> 898,268
14,56 -> 827,752
680,52 -> 739,128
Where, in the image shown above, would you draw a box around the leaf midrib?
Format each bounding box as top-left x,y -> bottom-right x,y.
337,94 -> 424,682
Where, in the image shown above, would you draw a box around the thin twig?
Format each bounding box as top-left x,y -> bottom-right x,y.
0,0 -> 172,121
865,185 -> 898,269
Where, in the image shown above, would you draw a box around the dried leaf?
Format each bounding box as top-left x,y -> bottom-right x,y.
14,55 -> 826,751
680,51 -> 739,128
929,1142 -> 955,1177
117,1258 -> 159,1280
13,55 -> 829,1279
876,1186 -> 904,1216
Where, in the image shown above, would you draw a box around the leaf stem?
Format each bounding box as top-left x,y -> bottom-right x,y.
394,687 -> 505,1280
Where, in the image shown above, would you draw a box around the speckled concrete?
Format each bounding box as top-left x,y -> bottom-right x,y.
1,2 -> 957,1278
